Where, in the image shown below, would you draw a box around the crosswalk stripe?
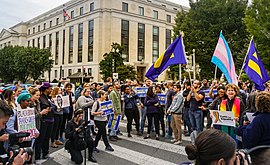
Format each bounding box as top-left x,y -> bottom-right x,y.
50,148 -> 98,165
97,141 -> 177,165
118,121 -> 191,142
119,132 -> 187,156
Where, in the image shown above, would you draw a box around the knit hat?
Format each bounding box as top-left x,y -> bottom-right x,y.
17,93 -> 32,104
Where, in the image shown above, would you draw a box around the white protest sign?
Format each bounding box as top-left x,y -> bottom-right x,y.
246,112 -> 255,123
62,95 -> 70,108
210,110 -> 235,127
17,107 -> 36,140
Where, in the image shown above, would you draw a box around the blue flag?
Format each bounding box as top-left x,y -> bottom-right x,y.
145,35 -> 187,81
243,39 -> 270,91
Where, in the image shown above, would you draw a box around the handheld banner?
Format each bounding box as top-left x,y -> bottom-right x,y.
210,110 -> 235,127
246,113 -> 255,123
203,89 -> 218,102
17,107 -> 36,140
157,94 -> 166,105
135,87 -> 148,98
113,115 -> 122,131
101,100 -> 114,116
62,95 -> 70,108
107,114 -> 114,129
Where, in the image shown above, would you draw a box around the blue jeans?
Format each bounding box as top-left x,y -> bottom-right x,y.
189,110 -> 203,134
167,114 -> 173,136
184,107 -> 192,134
140,106 -> 147,133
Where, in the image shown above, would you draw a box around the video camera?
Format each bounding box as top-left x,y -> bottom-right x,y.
8,132 -> 33,159
77,121 -> 91,138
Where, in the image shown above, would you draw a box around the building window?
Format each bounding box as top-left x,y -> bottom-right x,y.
50,21 -> 52,28
88,20 -> 94,62
71,11 -> 74,19
139,7 -> 144,16
68,69 -> 72,76
38,37 -> 40,48
121,20 -> 129,62
54,70 -> 57,78
138,23 -> 145,61
38,25 -> 40,32
122,2 -> 128,12
33,27 -> 35,34
62,30 -> 65,65
78,68 -> 81,72
152,26 -> 159,62
153,10 -> 158,19
56,18 -> 59,25
61,69 -> 64,78
78,23 -> 83,63
49,34 -> 52,52
44,23 -> 46,30
28,41 -> 30,47
166,29 -> 171,49
166,15 -> 171,23
69,26 -> 74,63
88,68 -> 92,76
43,35 -> 46,48
55,32 -> 59,65
32,39 -> 35,47
162,4 -> 166,7
28,29 -> 30,35
80,7 -> 83,16
90,2 -> 94,12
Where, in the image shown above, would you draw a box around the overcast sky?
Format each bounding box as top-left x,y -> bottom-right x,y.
0,0 -> 188,31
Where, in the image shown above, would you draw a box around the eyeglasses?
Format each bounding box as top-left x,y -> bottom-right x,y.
24,100 -> 31,102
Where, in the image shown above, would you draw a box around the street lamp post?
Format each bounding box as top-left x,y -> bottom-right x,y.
192,49 -> 196,81
48,56 -> 53,83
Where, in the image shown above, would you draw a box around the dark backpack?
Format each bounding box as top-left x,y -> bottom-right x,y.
75,86 -> 83,101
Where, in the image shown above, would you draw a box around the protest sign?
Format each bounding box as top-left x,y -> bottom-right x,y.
107,114 -> 114,129
210,110 -> 235,127
203,89 -> 218,102
17,107 -> 36,140
246,112 -> 255,123
113,115 -> 121,131
157,94 -> 166,105
100,100 -> 114,116
62,95 -> 70,108
135,87 -> 148,97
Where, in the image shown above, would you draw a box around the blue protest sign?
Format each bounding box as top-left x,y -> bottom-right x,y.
107,114 -> 114,129
113,115 -> 121,131
203,89 -> 218,102
100,100 -> 114,116
157,94 -> 166,105
135,87 -> 148,97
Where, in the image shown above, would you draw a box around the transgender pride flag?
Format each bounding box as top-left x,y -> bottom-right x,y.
211,32 -> 238,84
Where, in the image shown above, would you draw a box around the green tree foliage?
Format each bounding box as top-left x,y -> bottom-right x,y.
244,0 -> 270,71
116,65 -> 136,82
173,0 -> 249,79
99,43 -> 136,81
0,46 -> 52,83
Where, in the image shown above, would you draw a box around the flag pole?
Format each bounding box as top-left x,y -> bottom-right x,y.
214,66 -> 217,80
179,64 -> 182,85
238,36 -> 254,82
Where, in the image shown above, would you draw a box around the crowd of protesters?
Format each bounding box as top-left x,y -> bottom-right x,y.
0,77 -> 270,165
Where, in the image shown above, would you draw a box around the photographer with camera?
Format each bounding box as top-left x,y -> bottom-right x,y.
0,100 -> 31,165
65,109 -> 97,164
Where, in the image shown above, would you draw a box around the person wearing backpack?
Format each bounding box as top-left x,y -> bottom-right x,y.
92,90 -> 114,152
167,84 -> 185,145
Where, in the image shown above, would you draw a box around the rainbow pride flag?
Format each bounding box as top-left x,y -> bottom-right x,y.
211,32 -> 238,84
